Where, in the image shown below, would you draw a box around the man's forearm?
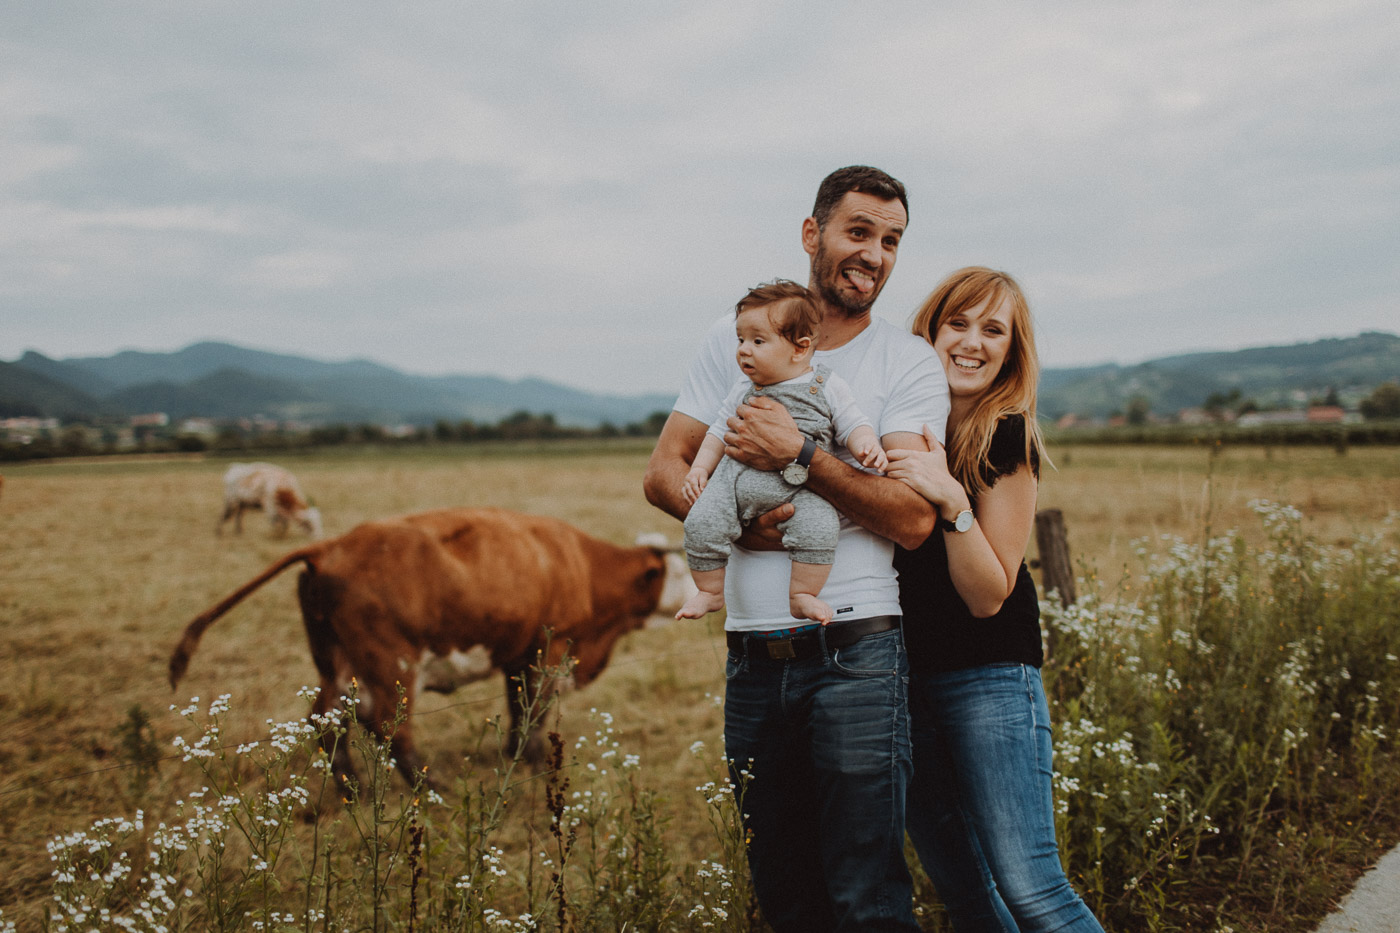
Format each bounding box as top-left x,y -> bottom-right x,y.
643,412 -> 709,522
806,450 -> 936,549
643,459 -> 694,522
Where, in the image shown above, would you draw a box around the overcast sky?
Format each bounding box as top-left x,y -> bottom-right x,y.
2,3 -> 1396,396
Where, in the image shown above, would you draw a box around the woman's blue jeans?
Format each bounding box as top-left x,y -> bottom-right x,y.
724,625 -> 921,933
907,663 -> 1105,933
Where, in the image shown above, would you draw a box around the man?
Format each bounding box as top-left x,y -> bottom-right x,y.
644,166 -> 949,932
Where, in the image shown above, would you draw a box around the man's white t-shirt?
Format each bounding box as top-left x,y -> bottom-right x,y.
674,312 -> 950,630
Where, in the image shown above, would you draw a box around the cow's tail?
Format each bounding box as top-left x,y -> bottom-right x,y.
168,545 -> 320,689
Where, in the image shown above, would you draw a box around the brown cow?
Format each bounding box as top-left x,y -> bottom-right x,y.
169,507 -> 671,788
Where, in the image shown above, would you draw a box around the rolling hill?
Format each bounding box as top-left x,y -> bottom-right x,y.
5,343 -> 677,427
1036,331 -> 1400,419
4,332 -> 1397,426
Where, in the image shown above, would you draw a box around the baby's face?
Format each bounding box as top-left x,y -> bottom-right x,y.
735,306 -> 811,386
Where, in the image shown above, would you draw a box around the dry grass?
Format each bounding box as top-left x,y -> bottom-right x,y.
1,440 -> 1397,922
1036,443 -> 1400,585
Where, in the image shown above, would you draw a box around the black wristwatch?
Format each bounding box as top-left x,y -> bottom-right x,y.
937,508 -> 975,533
781,437 -> 817,485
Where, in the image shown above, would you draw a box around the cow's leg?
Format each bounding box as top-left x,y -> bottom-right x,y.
233,502 -> 247,534
502,658 -> 556,765
216,501 -> 234,536
297,570 -> 358,791
353,657 -> 435,789
308,681 -> 358,797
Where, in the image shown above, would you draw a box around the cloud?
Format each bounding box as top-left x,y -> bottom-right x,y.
0,1 -> 1396,394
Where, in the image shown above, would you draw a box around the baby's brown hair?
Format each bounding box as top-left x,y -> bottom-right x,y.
736,279 -> 822,348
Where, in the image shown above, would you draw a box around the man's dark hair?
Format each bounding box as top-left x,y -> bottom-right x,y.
811,166 -> 909,230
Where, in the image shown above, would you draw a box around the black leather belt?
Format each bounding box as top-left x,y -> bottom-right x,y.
726,615 -> 899,661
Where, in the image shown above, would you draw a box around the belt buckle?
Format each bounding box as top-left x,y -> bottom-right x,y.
766,639 -> 797,660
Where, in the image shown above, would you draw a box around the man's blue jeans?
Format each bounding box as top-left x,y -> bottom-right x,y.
724,624 -> 920,933
907,663 -> 1105,932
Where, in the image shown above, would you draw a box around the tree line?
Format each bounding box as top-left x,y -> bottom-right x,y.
0,409 -> 672,462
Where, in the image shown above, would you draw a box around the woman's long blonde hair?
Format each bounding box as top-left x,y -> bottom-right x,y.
910,266 -> 1050,498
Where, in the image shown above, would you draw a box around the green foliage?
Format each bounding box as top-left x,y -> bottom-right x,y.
1050,421 -> 1400,446
1042,502 -> 1400,929
1361,382 -> 1400,420
0,409 -> 674,462
1126,396 -> 1151,426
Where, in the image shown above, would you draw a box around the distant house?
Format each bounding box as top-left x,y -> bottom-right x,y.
1306,405 -> 1345,423
178,418 -> 219,437
130,412 -> 170,428
1,416 -> 59,433
0,416 -> 59,444
1177,407 -> 1237,425
1237,410 -> 1307,427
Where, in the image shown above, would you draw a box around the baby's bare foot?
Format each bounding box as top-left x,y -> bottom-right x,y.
676,590 -> 726,620
790,593 -> 833,624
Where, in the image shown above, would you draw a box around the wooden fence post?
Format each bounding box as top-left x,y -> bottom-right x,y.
1035,508 -> 1075,666
1035,507 -> 1075,608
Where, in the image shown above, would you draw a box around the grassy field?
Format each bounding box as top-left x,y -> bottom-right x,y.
1,440 -> 1398,929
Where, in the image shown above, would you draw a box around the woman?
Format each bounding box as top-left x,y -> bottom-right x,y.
886,267 -> 1104,932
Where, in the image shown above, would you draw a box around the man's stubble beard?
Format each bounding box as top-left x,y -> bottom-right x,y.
811,241 -> 882,317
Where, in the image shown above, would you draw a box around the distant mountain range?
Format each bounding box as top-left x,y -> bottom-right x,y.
0,342 -> 677,428
2,332 -> 1397,426
1037,331 -> 1399,418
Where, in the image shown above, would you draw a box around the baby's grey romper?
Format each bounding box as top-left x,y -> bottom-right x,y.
684,365 -> 850,572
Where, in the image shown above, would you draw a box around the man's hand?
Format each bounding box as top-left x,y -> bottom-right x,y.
723,396 -> 804,471
735,502 -> 794,551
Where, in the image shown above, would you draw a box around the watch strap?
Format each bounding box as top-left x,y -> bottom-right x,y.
796,436 -> 817,468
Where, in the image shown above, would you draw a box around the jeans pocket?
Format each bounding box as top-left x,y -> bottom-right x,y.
831,629 -> 903,677
724,651 -> 745,681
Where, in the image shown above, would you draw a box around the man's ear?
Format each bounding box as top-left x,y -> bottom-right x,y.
801,216 -> 820,257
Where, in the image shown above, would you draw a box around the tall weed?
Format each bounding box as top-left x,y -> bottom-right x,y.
1043,502 -> 1400,929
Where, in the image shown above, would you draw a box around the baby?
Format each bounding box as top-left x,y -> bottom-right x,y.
675,280 -> 887,623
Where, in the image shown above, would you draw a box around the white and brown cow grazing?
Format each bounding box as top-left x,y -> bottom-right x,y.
169,507 -> 676,787
217,462 -> 323,539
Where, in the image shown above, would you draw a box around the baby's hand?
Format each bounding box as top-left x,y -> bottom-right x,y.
855,439 -> 888,473
682,469 -> 708,505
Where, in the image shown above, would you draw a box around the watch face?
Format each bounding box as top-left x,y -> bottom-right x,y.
955,509 -> 974,532
781,462 -> 808,485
